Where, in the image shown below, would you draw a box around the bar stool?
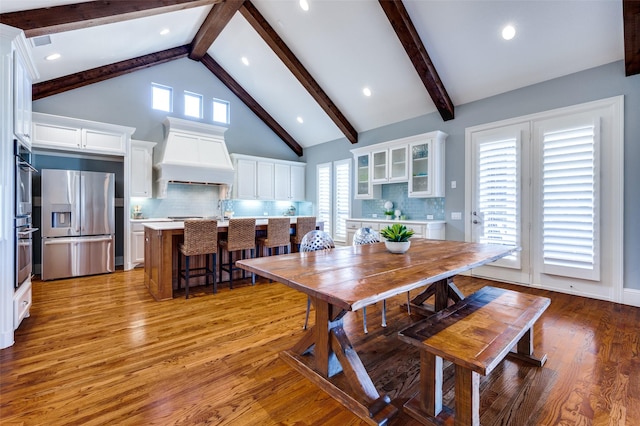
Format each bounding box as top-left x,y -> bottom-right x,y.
219,218 -> 256,288
177,219 -> 218,299
257,217 -> 291,256
300,230 -> 335,330
290,216 -> 317,253
353,227 -> 384,332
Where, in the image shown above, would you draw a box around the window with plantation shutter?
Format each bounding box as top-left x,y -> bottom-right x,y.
334,159 -> 351,242
317,163 -> 331,237
541,122 -> 600,281
477,138 -> 519,247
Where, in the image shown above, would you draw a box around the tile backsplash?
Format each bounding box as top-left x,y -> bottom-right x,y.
130,183 -> 312,218
361,183 -> 445,220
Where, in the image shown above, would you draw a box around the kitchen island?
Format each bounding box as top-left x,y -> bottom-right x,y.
143,218 -> 323,301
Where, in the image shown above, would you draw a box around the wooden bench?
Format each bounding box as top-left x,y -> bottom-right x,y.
398,286 -> 550,426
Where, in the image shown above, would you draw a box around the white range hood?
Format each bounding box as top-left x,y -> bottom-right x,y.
154,117 -> 234,198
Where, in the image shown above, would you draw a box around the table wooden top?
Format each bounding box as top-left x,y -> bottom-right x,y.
399,286 -> 550,375
236,239 -> 518,311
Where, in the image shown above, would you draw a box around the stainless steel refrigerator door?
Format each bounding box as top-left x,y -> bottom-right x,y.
80,171 -> 115,236
41,235 -> 115,280
41,169 -> 81,238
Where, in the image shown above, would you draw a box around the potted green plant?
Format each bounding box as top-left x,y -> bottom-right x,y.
380,223 -> 414,253
384,210 -> 394,220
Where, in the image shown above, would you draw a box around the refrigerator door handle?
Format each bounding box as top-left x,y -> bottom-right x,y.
17,227 -> 38,236
43,236 -> 113,245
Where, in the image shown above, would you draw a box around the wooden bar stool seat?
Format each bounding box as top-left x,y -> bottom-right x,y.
257,217 -> 291,256
177,219 -> 218,299
290,216 -> 317,253
219,218 -> 256,288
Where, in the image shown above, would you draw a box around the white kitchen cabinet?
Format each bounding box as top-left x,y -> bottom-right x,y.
131,222 -> 146,266
257,161 -> 275,200
289,164 -> 306,200
234,157 -> 257,199
13,50 -> 32,148
351,131 -> 446,198
130,140 -> 156,198
371,145 -> 408,184
353,152 -> 380,199
231,153 -> 306,201
408,132 -> 446,198
32,112 -> 134,156
274,162 -> 306,201
345,218 -> 445,245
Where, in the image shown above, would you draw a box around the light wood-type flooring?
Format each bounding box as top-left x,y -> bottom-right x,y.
1,269 -> 638,425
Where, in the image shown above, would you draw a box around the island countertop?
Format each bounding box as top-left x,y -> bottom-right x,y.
143,216 -> 313,231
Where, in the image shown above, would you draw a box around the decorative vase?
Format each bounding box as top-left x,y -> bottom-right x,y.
385,214 -> 393,220
384,240 -> 411,254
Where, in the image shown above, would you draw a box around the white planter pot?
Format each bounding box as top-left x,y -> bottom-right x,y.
384,240 -> 411,254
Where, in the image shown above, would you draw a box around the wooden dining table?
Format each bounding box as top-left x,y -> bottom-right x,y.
236,238 -> 518,425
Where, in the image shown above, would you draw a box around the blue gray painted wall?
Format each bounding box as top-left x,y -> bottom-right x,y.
33,59 -> 639,291
303,61 -> 639,290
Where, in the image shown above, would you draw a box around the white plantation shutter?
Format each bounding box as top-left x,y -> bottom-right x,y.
541,123 -> 600,280
334,159 -> 351,242
317,163 -> 331,237
476,137 -> 521,267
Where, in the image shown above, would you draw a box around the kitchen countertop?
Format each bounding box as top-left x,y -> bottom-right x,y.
348,217 -> 445,224
143,216 -> 313,231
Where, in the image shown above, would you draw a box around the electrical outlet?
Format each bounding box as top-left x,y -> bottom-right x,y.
427,214 -> 434,220
451,180 -> 457,189
451,211 -> 462,220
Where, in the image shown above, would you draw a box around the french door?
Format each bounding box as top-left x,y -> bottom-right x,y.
465,97 -> 623,301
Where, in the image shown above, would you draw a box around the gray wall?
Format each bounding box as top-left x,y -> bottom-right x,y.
33,57 -> 301,161
302,60 -> 640,291
33,59 -> 640,291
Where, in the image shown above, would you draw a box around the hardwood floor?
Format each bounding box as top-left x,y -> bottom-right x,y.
1,270 -> 638,425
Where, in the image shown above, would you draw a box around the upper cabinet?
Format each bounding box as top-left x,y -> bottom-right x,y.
130,140 -> 156,198
371,145 -> 408,184
32,112 -> 135,156
351,131 -> 447,198
408,133 -> 446,197
231,154 -> 306,201
13,49 -> 33,147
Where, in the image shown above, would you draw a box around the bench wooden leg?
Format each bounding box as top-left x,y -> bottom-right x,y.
455,365 -> 480,426
420,351 -> 443,416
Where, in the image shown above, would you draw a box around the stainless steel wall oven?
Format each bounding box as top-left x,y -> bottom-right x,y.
14,139 -> 37,289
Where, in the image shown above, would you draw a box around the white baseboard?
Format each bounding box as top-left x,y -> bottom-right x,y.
622,288 -> 640,308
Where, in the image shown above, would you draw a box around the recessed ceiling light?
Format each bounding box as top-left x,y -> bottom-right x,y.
160,28 -> 170,36
297,116 -> 304,124
45,53 -> 61,61
502,25 -> 516,40
363,87 -> 372,97
241,56 -> 250,66
299,0 -> 309,12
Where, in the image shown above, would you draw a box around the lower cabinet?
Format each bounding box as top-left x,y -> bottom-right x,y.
346,219 -> 446,245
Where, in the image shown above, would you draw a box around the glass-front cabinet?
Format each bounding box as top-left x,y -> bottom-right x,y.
351,130 -> 446,199
408,132 -> 446,197
371,145 -> 407,183
409,140 -> 431,195
355,153 -> 372,198
389,145 -> 408,181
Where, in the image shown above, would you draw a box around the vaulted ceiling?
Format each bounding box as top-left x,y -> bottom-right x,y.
1,0 -> 636,157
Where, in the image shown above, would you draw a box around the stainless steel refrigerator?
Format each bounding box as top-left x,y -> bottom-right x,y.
41,169 -> 115,280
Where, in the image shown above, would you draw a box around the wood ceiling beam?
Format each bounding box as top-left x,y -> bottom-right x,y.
623,0 -> 640,76
240,1 -> 359,145
0,0 -> 220,39
189,0 -> 246,60
33,45 -> 190,100
378,0 -> 454,121
201,54 -> 303,157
